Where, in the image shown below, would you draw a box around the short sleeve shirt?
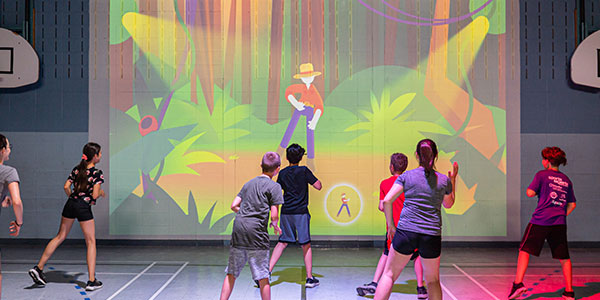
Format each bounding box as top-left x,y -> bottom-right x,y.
528,169 -> 576,226
68,166 -> 104,202
0,164 -> 20,214
232,176 -> 284,250
379,175 -> 405,229
395,168 -> 452,236
276,166 -> 318,214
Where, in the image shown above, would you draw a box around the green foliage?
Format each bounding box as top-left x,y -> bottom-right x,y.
344,89 -> 451,154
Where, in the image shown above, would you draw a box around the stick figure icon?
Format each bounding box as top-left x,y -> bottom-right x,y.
337,193 -> 351,217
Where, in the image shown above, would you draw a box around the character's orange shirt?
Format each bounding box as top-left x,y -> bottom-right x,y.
341,197 -> 349,204
285,84 -> 324,114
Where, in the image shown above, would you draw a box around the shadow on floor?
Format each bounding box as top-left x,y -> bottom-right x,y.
359,279 -> 421,299
523,282 -> 600,299
268,267 -> 323,287
24,270 -> 86,290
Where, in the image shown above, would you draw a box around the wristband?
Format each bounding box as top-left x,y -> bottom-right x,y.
14,220 -> 22,227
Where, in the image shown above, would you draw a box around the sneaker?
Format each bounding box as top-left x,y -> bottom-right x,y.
356,281 -> 377,296
85,279 -> 103,291
28,266 -> 47,285
562,290 -> 575,300
508,282 -> 527,299
305,276 -> 320,288
417,286 -> 428,299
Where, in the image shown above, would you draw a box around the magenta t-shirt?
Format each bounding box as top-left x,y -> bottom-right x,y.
528,169 -> 576,226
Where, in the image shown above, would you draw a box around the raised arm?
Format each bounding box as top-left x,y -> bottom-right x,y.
8,182 -> 23,236
443,162 -> 459,209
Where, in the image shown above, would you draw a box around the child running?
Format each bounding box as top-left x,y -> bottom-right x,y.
0,134 -> 24,298
508,147 -> 576,300
220,152 -> 284,300
356,153 -> 427,299
268,144 -> 322,288
374,139 -> 458,300
29,143 -> 105,291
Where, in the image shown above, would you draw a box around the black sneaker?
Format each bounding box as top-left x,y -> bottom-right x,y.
562,290 -> 575,300
356,281 -> 377,296
305,276 -> 320,288
417,286 -> 428,299
508,282 -> 527,299
28,266 -> 47,285
85,279 -> 103,291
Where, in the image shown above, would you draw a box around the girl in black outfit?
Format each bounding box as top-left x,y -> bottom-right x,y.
29,143 -> 105,291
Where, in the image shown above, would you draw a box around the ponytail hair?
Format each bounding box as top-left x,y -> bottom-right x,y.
74,142 -> 101,194
0,134 -> 7,150
416,139 -> 438,176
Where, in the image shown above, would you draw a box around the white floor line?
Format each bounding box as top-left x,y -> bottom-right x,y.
148,262 -> 189,300
453,263 -> 500,300
440,281 -> 459,300
107,262 -> 157,300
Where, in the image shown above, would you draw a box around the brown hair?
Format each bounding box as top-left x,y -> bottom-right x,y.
261,152 -> 281,173
390,153 -> 408,174
542,147 -> 567,166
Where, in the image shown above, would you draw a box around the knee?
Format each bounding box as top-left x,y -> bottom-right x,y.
279,242 -> 288,248
54,233 -> 67,242
425,276 -> 440,286
85,235 -> 96,245
301,243 -> 311,250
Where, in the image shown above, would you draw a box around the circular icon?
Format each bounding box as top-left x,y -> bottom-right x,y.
323,183 -> 363,226
549,191 -> 558,199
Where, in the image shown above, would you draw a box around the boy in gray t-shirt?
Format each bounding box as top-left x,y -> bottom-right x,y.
220,152 -> 284,300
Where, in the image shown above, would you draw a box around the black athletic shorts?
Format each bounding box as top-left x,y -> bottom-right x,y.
61,198 -> 94,222
384,231 -> 419,260
520,223 -> 569,259
391,228 -> 441,259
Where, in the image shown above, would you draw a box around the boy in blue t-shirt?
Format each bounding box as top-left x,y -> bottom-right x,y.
508,147 -> 577,300
269,144 -> 322,288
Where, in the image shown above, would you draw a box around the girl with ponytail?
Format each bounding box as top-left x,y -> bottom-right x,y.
374,139 -> 458,300
29,143 -> 105,292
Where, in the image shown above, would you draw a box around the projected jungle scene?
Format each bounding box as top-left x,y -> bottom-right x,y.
108,0 -> 508,237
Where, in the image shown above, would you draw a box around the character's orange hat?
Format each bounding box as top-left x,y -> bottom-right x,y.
293,63 -> 322,79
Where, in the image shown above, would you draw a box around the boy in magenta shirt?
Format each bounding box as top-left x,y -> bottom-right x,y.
509,147 -> 577,300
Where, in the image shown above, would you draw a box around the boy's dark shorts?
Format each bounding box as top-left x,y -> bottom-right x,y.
520,223 -> 570,259
279,213 -> 311,245
384,231 -> 419,260
62,198 -> 94,222
391,228 -> 441,259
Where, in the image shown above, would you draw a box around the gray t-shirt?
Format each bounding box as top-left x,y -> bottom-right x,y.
232,176 -> 284,250
395,167 -> 452,236
0,164 -> 20,214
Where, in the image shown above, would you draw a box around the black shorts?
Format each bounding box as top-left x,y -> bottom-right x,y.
61,198 -> 94,222
391,228 -> 441,259
520,223 -> 569,259
384,232 -> 419,260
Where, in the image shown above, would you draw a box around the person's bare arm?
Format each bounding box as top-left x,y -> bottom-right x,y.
383,183 -> 403,240
8,182 -> 23,236
64,180 -> 72,197
231,196 -> 242,213
566,202 -> 576,216
443,162 -> 459,208
312,180 -> 322,191
270,205 -> 282,235
526,189 -> 537,197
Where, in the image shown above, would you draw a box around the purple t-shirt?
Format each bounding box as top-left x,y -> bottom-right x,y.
528,169 -> 576,226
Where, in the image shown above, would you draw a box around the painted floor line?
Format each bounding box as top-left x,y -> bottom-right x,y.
148,262 -> 189,300
453,264 -> 500,300
440,281 -> 459,300
107,262 -> 157,300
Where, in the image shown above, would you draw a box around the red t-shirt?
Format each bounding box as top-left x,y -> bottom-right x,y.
380,175 -> 405,249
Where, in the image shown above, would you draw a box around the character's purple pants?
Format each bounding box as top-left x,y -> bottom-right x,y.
279,106 -> 315,159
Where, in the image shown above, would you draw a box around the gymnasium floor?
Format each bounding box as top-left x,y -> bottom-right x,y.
1,245 -> 599,299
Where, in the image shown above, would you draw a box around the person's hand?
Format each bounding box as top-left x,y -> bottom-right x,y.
9,221 -> 21,237
2,196 -> 11,208
448,161 -> 459,180
307,118 -> 318,130
295,102 -> 306,111
99,190 -> 105,198
378,200 -> 384,212
386,225 -> 395,242
270,221 -> 282,235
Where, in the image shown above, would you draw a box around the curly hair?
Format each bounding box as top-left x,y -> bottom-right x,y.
541,147 -> 567,167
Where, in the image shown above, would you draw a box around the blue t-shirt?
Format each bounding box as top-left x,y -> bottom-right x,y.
527,169 -> 576,226
276,166 -> 318,214
395,167 -> 453,236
